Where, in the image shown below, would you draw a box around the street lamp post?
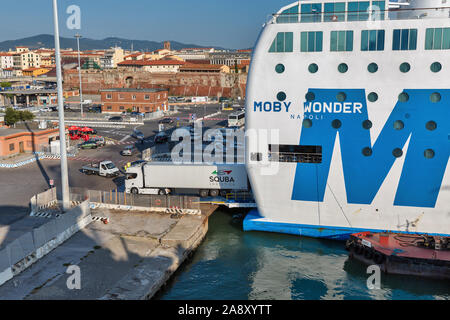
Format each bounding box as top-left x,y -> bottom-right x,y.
75,34 -> 83,117
52,0 -> 70,211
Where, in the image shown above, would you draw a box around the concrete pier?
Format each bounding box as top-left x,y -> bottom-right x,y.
0,205 -> 219,300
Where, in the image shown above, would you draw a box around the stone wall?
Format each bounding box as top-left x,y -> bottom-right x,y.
63,69 -> 247,99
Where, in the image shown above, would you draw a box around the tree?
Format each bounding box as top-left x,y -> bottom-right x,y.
0,82 -> 12,88
4,108 -> 19,126
4,108 -> 35,126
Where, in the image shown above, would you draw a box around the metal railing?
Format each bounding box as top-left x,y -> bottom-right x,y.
270,7 -> 450,24
86,189 -> 200,210
269,152 -> 322,164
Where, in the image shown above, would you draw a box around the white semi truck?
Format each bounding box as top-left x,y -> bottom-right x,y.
125,162 -> 248,197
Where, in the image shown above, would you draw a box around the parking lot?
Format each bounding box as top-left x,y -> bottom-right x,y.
0,103 -> 242,223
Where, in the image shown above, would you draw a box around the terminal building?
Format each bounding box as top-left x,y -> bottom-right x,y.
100,88 -> 169,113
0,126 -> 60,159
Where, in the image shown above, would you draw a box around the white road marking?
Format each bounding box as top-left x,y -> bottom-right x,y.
120,135 -> 131,142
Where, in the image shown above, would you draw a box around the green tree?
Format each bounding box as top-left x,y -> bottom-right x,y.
4,108 -> 35,126
0,82 -> 12,88
4,108 -> 19,126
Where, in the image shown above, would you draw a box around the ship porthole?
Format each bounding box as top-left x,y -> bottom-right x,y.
399,62 -> 411,73
277,91 -> 287,101
336,92 -> 346,102
331,119 -> 341,129
338,63 -> 348,73
430,62 -> 442,73
362,120 -> 372,129
430,92 -> 441,103
367,63 -> 378,73
362,147 -> 373,157
393,120 -> 404,130
424,149 -> 435,159
275,64 -> 285,74
368,92 -> 378,102
426,121 -> 437,131
308,63 -> 318,73
305,92 -> 315,101
303,119 -> 313,128
398,92 -> 409,102
392,148 -> 403,158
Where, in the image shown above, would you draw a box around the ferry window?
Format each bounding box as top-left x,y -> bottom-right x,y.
367,62 -> 378,73
361,30 -> 385,51
348,1 -> 370,21
425,28 -> 450,50
399,62 -> 410,73
398,92 -> 409,102
368,92 -> 378,102
324,2 -> 345,22
426,121 -> 437,131
303,119 -> 313,128
268,145 -> 322,163
301,31 -> 323,52
393,29 -> 417,51
306,91 -> 315,101
362,120 -> 373,129
277,5 -> 299,23
430,62 -> 442,73
308,63 -> 319,73
331,119 -> 342,129
338,63 -> 348,73
269,32 -> 294,53
424,149 -> 435,159
330,31 -> 353,52
362,147 -> 373,157
392,148 -> 403,158
430,92 -> 441,103
393,120 -> 404,130
300,3 -> 322,23
275,63 -> 285,73
277,91 -> 287,101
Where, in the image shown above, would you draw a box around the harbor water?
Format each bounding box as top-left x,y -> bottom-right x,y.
157,210 -> 450,300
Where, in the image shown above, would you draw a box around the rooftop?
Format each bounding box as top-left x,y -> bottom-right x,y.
0,127 -> 58,138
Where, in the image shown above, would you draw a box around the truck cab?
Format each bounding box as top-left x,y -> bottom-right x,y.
82,161 -> 120,177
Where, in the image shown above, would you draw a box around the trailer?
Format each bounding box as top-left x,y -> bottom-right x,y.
81,161 -> 120,178
125,162 -> 248,197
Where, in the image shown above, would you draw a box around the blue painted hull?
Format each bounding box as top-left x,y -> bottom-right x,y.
243,209 -> 450,241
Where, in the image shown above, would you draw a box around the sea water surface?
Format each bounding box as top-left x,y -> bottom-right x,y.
157,210 -> 450,300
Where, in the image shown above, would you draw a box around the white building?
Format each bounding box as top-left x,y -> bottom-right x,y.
0,53 -> 14,69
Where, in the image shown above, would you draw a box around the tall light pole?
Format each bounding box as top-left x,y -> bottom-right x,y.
75,33 -> 83,117
53,0 -> 70,211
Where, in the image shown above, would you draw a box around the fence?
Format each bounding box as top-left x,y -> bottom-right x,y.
86,189 -> 200,211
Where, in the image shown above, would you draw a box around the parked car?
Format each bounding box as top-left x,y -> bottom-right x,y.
154,132 -> 169,144
89,137 -> 105,147
131,130 -> 145,140
120,145 -> 135,156
78,141 -> 98,149
158,118 -> 173,125
130,111 -> 144,117
109,116 -> 123,122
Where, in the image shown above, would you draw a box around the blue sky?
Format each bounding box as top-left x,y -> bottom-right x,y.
0,0 -> 293,49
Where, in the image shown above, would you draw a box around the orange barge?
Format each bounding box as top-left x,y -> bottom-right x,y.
346,232 -> 450,280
